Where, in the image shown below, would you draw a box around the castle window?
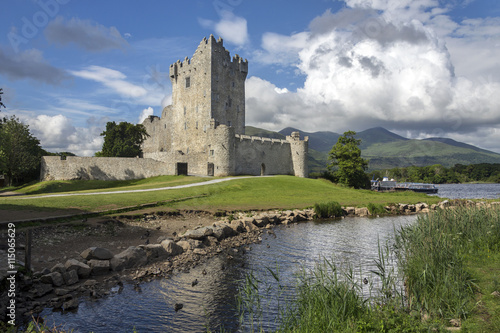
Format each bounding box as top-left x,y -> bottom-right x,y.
232,81 -> 235,88
184,122 -> 187,130
203,125 -> 207,133
184,107 -> 186,115
210,150 -> 214,156
164,124 -> 166,129
228,97 -> 232,107
185,77 -> 191,88
196,121 -> 198,129
228,121 -> 231,127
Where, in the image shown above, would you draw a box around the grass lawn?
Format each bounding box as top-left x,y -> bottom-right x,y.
0,175 -> 443,214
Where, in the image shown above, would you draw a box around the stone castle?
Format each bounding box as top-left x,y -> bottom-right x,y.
40,36 -> 308,181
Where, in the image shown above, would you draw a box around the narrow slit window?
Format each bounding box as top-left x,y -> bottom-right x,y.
185,77 -> 190,88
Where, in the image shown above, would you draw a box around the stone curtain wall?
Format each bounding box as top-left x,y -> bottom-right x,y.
234,135 -> 294,176
40,156 -> 170,181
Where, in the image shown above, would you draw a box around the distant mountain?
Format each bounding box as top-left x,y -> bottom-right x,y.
246,126 -> 500,172
357,127 -> 408,149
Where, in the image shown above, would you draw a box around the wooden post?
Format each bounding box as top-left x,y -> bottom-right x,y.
25,229 -> 32,273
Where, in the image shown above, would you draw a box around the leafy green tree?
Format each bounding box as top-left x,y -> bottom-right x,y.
96,121 -> 149,157
0,88 -> 5,109
0,116 -> 43,185
327,130 -> 369,189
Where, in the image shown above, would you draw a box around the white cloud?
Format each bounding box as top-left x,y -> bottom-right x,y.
246,2 -> 500,152
138,107 -> 154,124
199,11 -> 249,46
70,65 -> 147,98
19,114 -> 105,156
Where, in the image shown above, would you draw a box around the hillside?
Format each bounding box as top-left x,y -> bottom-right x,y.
247,126 -> 500,172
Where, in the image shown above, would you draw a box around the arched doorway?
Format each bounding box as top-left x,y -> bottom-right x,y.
260,163 -> 266,176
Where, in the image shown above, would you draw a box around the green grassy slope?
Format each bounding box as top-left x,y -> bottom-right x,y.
0,176 -> 441,214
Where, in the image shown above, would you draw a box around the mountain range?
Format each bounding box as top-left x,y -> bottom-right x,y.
245,126 -> 500,172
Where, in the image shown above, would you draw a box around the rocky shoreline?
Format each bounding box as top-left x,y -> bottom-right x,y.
2,199 -> 498,325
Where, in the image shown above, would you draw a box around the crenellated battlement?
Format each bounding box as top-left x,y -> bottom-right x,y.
235,134 -> 288,145
169,35 -> 248,80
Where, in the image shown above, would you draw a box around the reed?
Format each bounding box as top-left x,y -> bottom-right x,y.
313,201 -> 343,218
394,205 -> 500,319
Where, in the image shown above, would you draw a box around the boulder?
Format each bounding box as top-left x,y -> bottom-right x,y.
88,259 -> 110,276
50,263 -> 66,275
62,298 -> 79,311
140,244 -> 168,262
40,272 -> 64,287
253,215 -> 270,227
355,207 -> 370,217
176,240 -> 192,252
343,207 -> 355,216
182,226 -> 214,240
212,222 -> 238,240
160,240 -> 184,256
110,246 -> 147,271
230,219 -> 245,233
65,259 -> 91,279
62,270 -> 79,286
80,247 -> 113,260
31,283 -> 53,298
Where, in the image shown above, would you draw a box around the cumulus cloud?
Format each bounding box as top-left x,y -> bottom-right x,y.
199,11 -> 249,46
248,1 -> 500,152
70,65 -> 147,98
0,48 -> 69,84
138,106 -> 154,124
45,16 -> 128,51
22,114 -> 105,156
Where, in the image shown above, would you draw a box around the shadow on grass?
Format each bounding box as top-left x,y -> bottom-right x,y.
0,203 -> 86,224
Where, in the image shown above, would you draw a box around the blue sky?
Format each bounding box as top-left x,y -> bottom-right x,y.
1,0 -> 499,155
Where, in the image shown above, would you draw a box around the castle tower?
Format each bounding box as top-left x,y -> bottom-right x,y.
167,35 -> 248,153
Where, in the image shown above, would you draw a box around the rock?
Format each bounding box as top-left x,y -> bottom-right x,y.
80,247 -> 113,260
212,222 -> 237,240
65,259 -> 91,279
50,263 -> 66,275
438,200 -> 451,209
161,240 -> 184,256
343,207 -> 355,216
355,207 -> 370,217
62,270 -> 79,286
140,244 -> 168,262
40,272 -> 64,287
491,291 -> 500,298
62,298 -> 79,311
176,240 -> 192,252
230,219 -> 245,233
242,218 -> 258,231
31,283 -> 53,297
88,259 -> 110,276
55,288 -> 70,296
182,226 -> 214,239
253,215 -> 270,227
110,246 -> 147,271
83,279 -> 98,287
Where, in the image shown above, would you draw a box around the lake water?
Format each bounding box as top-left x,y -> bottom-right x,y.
431,183 -> 500,199
41,215 -> 417,333
40,183 -> 499,332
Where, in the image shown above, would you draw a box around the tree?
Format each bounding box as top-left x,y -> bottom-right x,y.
327,130 -> 369,189
96,121 -> 149,157
0,116 -> 43,185
0,88 -> 6,109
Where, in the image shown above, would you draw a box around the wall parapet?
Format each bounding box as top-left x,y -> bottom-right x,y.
235,134 -> 288,145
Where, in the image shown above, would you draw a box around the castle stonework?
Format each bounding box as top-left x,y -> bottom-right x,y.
141,35 -> 308,178
40,36 -> 308,181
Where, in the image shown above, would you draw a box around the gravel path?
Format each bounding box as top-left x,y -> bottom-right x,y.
11,176 -> 256,200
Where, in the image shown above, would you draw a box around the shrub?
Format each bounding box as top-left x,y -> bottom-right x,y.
314,201 -> 343,218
